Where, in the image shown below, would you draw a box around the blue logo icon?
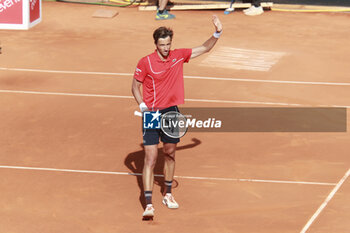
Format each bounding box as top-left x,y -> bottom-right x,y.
143,110 -> 162,129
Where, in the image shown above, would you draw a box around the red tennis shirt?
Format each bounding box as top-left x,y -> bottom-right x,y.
134,48 -> 192,110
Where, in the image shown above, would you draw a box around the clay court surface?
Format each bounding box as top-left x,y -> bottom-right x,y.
0,2 -> 350,233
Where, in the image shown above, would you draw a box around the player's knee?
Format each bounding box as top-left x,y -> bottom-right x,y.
163,147 -> 176,157
144,156 -> 157,168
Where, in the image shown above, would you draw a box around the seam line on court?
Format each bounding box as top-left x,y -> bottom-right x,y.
0,165 -> 337,186
1,89 -> 349,108
1,67 -> 350,86
300,168 -> 350,233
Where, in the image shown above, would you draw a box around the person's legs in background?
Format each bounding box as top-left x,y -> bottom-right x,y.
252,0 -> 261,7
156,0 -> 175,20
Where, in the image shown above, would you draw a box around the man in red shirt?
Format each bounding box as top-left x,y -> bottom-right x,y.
132,15 -> 223,219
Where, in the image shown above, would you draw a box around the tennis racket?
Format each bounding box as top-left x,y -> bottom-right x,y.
161,111 -> 188,139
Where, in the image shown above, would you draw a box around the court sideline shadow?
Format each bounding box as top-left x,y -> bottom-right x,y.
124,138 -> 201,209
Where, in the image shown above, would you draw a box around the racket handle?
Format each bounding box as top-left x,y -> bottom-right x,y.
134,111 -> 142,117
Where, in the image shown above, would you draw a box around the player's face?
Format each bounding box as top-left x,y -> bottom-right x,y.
156,36 -> 172,59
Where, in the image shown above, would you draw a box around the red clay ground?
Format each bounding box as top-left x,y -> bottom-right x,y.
0,2 -> 349,233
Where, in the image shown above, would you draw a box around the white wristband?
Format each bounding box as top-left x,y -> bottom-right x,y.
139,102 -> 148,112
213,31 -> 222,39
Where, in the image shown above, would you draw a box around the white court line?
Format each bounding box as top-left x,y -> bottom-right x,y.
1,89 -> 349,108
0,67 -> 131,77
0,89 -> 134,99
0,165 -> 337,186
300,168 -> 350,233
185,75 -> 350,87
1,67 -> 350,86
185,98 -> 302,106
1,89 -> 350,108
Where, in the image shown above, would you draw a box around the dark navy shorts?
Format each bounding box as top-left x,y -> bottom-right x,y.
142,106 -> 180,146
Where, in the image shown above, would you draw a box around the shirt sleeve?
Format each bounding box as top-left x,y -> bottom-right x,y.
181,48 -> 192,63
133,58 -> 147,83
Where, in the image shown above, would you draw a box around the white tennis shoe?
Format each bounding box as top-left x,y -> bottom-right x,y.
243,5 -> 254,13
162,193 -> 179,209
142,204 -> 155,218
244,6 -> 264,16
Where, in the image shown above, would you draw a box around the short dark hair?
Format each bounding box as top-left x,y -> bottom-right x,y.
153,27 -> 173,44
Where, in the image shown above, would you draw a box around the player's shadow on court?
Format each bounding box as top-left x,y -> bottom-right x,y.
124,138 -> 201,209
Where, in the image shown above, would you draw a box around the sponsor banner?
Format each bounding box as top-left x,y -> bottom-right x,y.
29,0 -> 39,23
0,0 -> 23,24
179,107 -> 347,132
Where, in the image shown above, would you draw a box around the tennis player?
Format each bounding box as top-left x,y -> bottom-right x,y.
131,15 -> 223,219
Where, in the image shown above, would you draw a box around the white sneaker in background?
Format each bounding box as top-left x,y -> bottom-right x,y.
245,6 -> 264,16
243,5 -> 254,13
